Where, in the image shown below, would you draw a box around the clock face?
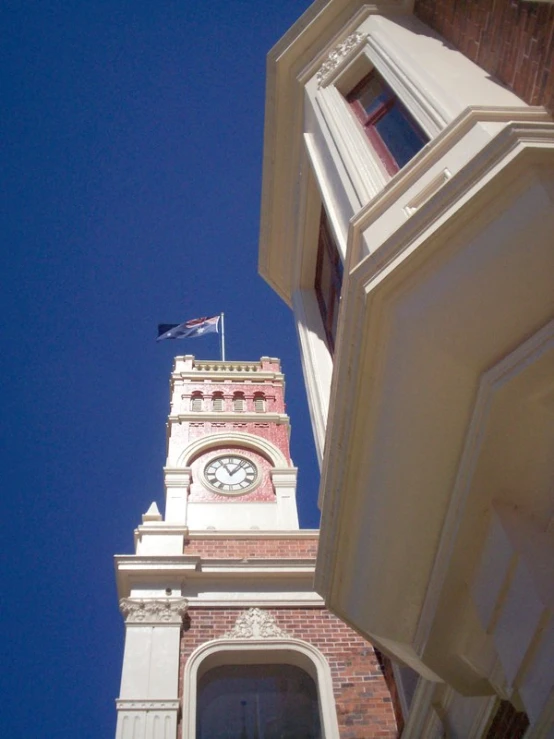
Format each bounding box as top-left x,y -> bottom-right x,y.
204,454 -> 258,494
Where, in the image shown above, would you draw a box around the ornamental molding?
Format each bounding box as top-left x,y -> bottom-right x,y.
223,608 -> 291,639
116,699 -> 180,711
119,597 -> 188,624
174,431 -> 289,469
316,32 -> 367,87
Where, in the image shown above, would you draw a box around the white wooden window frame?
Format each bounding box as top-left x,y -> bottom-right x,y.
182,638 -> 341,739
314,32 -> 447,205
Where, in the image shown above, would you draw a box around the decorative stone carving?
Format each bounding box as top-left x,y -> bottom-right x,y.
316,32 -> 367,87
224,608 -> 291,639
119,597 -> 188,624
116,699 -> 180,711
194,361 -> 259,373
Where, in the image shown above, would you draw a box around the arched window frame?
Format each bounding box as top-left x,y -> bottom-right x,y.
233,392 -> 245,412
211,392 -> 224,412
182,637 -> 340,739
191,392 -> 203,412
253,392 -> 266,413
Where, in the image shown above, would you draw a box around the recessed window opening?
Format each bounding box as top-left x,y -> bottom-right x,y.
233,392 -> 245,412
254,393 -> 266,413
347,71 -> 428,175
197,663 -> 321,739
191,393 -> 203,412
314,210 -> 343,354
212,393 -> 224,412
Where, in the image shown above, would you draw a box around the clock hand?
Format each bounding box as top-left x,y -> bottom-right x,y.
229,460 -> 249,476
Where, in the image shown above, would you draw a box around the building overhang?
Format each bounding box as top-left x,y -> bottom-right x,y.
315,116 -> 554,694
259,0 -> 414,305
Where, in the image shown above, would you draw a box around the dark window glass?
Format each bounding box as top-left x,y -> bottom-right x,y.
485,700 -> 529,739
314,210 -> 343,353
197,663 -> 321,739
347,71 -> 428,175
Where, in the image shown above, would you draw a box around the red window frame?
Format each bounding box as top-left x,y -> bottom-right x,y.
347,71 -> 426,176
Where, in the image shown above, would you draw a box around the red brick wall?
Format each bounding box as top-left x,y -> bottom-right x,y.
374,650 -> 405,736
183,378 -> 285,415
170,419 -> 292,462
414,0 -> 554,112
185,535 -> 319,559
179,607 -> 398,738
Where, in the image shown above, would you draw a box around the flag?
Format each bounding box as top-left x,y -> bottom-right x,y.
157,315 -> 220,341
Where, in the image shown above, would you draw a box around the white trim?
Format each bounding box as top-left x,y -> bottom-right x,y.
364,28 -> 447,136
168,412 -> 289,425
186,595 -> 324,608
187,529 -> 319,539
182,637 -> 341,739
468,694 -> 498,738
402,678 -> 439,739
292,289 -> 333,466
311,26 -> 449,211
116,699 -> 180,711
114,554 -> 318,600
173,431 -> 290,468
133,527 -> 318,540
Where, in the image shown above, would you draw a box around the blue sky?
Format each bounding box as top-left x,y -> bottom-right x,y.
0,1 -> 317,735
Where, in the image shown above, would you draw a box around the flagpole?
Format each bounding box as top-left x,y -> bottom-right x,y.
220,312 -> 226,361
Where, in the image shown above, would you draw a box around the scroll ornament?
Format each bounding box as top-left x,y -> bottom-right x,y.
119,597 -> 188,624
316,32 -> 367,86
224,608 -> 291,639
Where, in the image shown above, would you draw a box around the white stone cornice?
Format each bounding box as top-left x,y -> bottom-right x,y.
271,468 -> 298,488
167,411 -> 289,425
198,559 -> 315,572
163,468 -> 192,485
119,597 -> 188,625
172,356 -> 282,376
186,529 -> 319,539
114,554 -> 317,600
223,608 -> 291,639
188,595 -> 324,607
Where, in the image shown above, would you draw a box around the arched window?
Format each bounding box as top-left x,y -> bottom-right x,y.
197,663 -> 321,738
182,632 -> 341,739
191,393 -> 203,412
254,393 -> 266,413
233,392 -> 245,412
212,392 -> 224,412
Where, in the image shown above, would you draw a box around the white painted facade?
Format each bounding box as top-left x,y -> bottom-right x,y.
259,0 -> 554,735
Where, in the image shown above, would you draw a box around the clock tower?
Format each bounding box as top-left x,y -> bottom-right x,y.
163,354 -> 298,532
114,356 -> 398,739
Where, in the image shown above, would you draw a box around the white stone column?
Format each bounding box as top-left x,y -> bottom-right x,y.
115,597 -> 188,739
164,468 -> 191,525
271,468 -> 299,529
